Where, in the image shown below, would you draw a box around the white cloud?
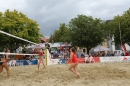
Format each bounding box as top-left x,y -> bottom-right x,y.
0,0 -> 130,38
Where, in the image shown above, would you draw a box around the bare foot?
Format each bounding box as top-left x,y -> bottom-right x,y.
43,67 -> 47,71
77,73 -> 81,78
43,67 -> 46,69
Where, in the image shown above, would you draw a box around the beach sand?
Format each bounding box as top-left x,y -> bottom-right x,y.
0,62 -> 130,86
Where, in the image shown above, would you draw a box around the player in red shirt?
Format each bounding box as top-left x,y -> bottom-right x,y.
67,47 -> 81,78
37,48 -> 46,71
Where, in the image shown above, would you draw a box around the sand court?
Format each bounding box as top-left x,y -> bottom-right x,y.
0,62 -> 130,86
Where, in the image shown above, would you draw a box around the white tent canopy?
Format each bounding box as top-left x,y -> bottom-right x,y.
26,43 -> 61,49
26,42 -> 72,49
26,43 -> 45,49
94,45 -> 110,51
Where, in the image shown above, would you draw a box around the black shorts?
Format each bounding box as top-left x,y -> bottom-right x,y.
0,62 -> 4,65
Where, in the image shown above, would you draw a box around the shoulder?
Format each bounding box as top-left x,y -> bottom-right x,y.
71,52 -> 74,55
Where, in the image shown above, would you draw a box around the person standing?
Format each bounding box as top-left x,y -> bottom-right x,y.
37,48 -> 46,71
67,47 -> 81,78
0,49 -> 11,78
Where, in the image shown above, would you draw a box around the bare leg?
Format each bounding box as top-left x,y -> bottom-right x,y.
41,59 -> 46,69
2,63 -> 10,78
0,65 -> 3,73
73,65 -> 81,78
38,60 -> 41,71
69,63 -> 78,75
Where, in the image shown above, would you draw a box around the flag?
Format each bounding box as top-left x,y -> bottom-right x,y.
122,44 -> 126,51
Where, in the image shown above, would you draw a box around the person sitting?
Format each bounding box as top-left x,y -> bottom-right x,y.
84,53 -> 89,63
85,54 -> 95,63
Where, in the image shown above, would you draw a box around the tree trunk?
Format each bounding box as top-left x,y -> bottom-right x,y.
87,47 -> 90,55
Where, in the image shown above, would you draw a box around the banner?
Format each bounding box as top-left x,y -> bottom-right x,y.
120,56 -> 130,62
51,59 -> 60,64
59,58 -> 66,64
93,57 -> 100,62
100,56 -> 121,62
8,60 -> 38,66
122,44 -> 127,51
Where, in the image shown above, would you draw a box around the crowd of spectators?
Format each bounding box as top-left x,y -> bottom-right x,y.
21,47 -> 71,60
50,48 -> 70,59
93,50 -> 130,57
18,46 -> 130,60
80,50 -> 130,58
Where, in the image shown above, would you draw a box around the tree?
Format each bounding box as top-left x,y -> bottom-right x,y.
49,23 -> 71,43
68,15 -> 105,53
0,9 -> 43,52
108,8 -> 130,46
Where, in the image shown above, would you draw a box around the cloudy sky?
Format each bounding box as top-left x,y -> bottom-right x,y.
0,0 -> 130,38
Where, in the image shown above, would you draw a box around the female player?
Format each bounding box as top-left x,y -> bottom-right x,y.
0,49 -> 11,78
67,47 -> 81,78
37,48 -> 46,71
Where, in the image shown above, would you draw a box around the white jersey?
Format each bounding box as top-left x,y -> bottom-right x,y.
89,56 -> 94,62
84,54 -> 89,61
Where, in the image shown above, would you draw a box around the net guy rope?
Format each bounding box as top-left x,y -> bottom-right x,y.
0,30 -> 37,45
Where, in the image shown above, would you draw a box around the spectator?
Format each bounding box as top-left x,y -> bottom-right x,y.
86,55 -> 95,63
121,50 -> 125,56
84,53 -> 89,63
125,51 -> 129,56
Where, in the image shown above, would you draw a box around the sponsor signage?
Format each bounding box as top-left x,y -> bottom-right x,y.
100,56 -> 121,62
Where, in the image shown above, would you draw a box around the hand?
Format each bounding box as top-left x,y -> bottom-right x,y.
6,59 -> 11,62
66,58 -> 70,64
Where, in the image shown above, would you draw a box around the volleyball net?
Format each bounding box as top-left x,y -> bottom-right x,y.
0,30 -> 63,66
0,30 -> 49,66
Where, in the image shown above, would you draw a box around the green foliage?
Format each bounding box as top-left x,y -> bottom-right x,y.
49,8 -> 130,52
68,15 -> 105,50
108,8 -> 130,45
49,23 -> 71,43
0,9 -> 43,52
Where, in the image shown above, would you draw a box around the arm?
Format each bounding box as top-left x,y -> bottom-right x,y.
67,53 -> 72,63
5,54 -> 11,62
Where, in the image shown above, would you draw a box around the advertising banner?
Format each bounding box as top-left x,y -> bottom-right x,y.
8,60 -> 38,66
120,56 -> 130,62
94,57 -> 100,62
100,56 -> 121,62
59,58 -> 66,64
51,59 -> 60,64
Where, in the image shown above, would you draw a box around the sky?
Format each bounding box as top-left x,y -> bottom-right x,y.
0,0 -> 130,38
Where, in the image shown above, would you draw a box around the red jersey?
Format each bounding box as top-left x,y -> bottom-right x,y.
72,52 -> 78,63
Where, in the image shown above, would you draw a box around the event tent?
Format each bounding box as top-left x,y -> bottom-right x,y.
26,42 -> 72,49
94,45 -> 110,51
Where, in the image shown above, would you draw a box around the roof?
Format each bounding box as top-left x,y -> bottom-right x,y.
40,38 -> 49,43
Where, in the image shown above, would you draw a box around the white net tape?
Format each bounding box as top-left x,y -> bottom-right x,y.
0,52 -> 39,55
